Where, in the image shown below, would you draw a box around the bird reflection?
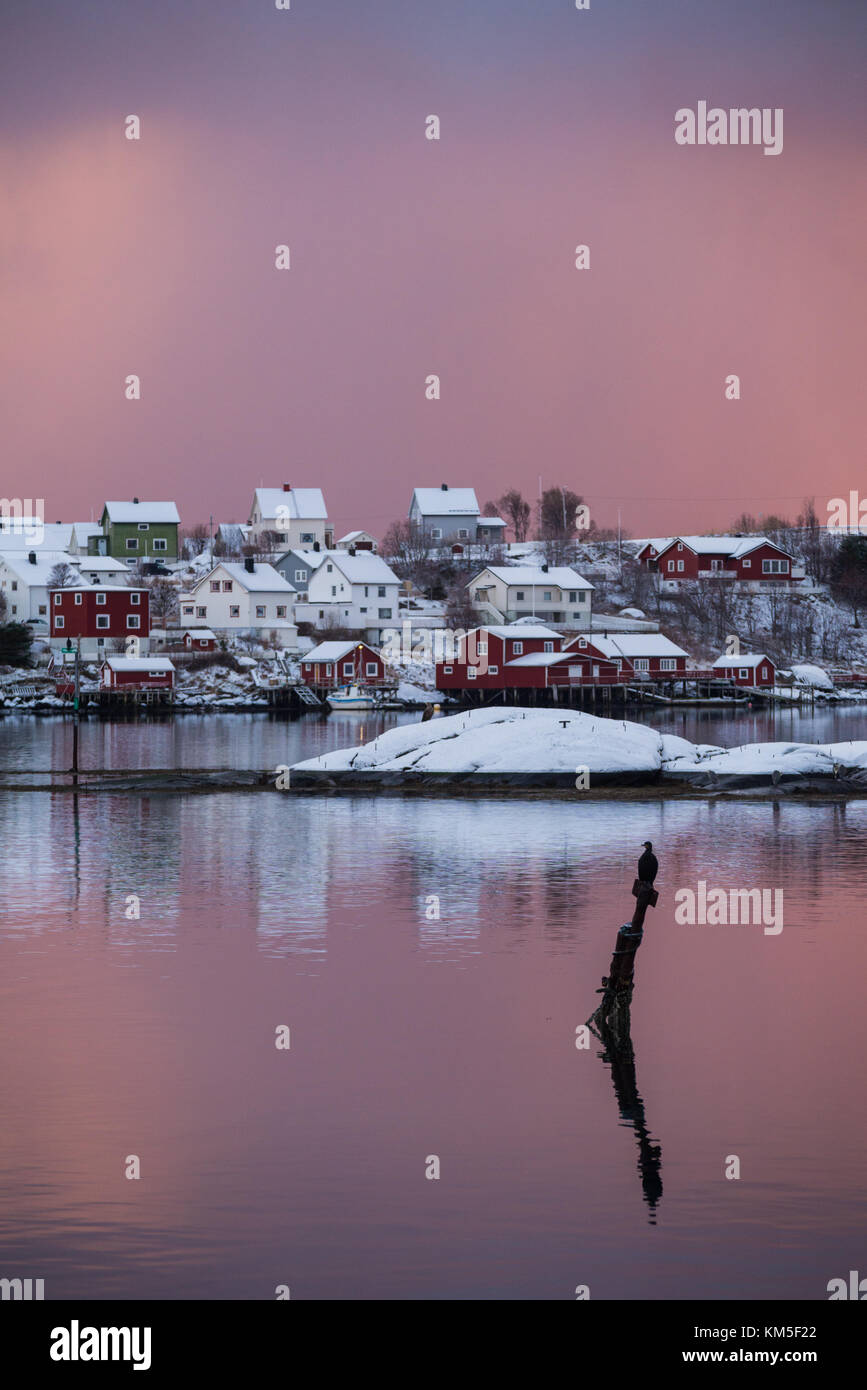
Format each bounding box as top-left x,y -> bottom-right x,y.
588,1004 -> 663,1223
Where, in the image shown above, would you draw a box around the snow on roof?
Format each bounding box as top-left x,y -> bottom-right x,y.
277,548 -> 327,569
0,522 -> 76,550
712,653 -> 773,668
0,551 -> 83,585
104,657 -> 175,672
325,552 -> 399,584
658,534 -> 787,558
790,663 -> 834,689
209,562 -> 296,593
576,633 -> 688,658
475,566 -> 594,589
253,488 -> 328,521
75,555 -> 128,570
411,487 -> 480,516
103,501 -> 180,524
185,628 -> 216,640
478,516 -> 507,527
336,530 -> 375,544
505,651 -> 579,667
304,641 -> 373,662
481,625 -> 561,640
634,538 -> 673,552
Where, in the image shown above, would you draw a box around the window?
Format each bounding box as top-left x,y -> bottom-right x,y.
578,637 -> 587,647
477,642 -> 487,655
210,581 -> 221,591
360,606 -> 367,613
378,608 -> 392,618
667,560 -> 674,572
55,615 -> 64,628
568,591 -> 577,602
739,668 -> 749,679
326,563 -> 333,573
152,538 -> 167,551
572,612 -> 582,619
544,641 -> 554,652
255,605 -> 266,618
488,665 -> 499,674
742,558 -> 751,568
458,528 -> 469,539
127,615 -> 140,629
635,659 -> 649,671
516,591 -> 525,601
137,522 -> 149,531
11,581 -> 17,591
711,559 -> 721,571
343,663 -> 354,676
543,591 -> 552,601
761,667 -> 769,679
196,606 -> 206,618
467,667 -> 477,679
325,664 -> 332,676
97,636 -> 105,646
96,593 -> 106,605
130,592 -> 140,604
443,665 -> 453,674
762,558 -> 789,574
294,570 -> 306,582
592,665 -> 600,678
276,605 -> 286,618
222,581 -> 233,592
96,615 -> 109,629
38,604 -> 46,615
677,542 -> 683,551
74,593 -> 83,606
677,560 -> 684,572
365,662 -> 378,676
512,641 -> 523,655
301,532 -> 314,544
126,538 -> 138,550
431,528 -> 442,540
377,586 -> 386,597
660,658 -> 676,671
183,605 -> 194,615
230,605 -> 240,617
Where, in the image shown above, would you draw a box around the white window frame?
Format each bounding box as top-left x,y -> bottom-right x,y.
127,614 -> 140,629
96,614 -> 109,630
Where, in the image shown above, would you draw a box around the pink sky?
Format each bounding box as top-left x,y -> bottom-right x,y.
2,1 -> 865,540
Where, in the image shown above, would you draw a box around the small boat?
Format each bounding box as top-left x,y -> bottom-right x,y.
327,683 -> 376,710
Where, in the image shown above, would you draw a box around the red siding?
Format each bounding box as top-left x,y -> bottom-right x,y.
301,643 -> 386,688
714,660 -> 776,688
50,587 -> 150,639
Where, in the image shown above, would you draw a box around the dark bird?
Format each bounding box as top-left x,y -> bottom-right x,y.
638,841 -> 658,884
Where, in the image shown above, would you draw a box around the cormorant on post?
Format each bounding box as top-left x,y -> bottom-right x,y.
638,841 -> 658,884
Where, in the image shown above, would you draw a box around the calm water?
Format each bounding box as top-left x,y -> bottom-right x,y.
0,708 -> 866,1299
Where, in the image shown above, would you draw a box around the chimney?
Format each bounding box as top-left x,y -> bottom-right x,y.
28,551 -> 36,564
541,563 -> 549,573
283,482 -> 292,492
133,496 -> 139,504
441,483 -> 448,491
313,541 -> 320,552
245,556 -> 255,573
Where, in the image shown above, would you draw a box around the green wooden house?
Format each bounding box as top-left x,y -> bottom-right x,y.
89,499 -> 181,564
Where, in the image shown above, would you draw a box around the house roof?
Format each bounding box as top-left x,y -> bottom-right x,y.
411,487 -> 480,517
336,530 -> 375,544
634,537 -> 673,554
0,551 -> 84,585
477,516 -> 508,527
104,657 -> 175,672
103,501 -> 181,524
205,562 -> 296,593
252,488 -> 328,522
479,625 -> 561,640
474,565 -> 594,590
74,556 -> 129,572
575,633 -> 688,659
657,534 -> 789,559
712,653 -> 773,668
185,628 -> 216,640
324,552 -> 399,584
0,522 -> 77,550
304,641 -> 376,662
504,651 -> 577,667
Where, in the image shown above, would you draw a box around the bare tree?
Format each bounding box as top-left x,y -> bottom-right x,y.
182,523 -> 210,558
146,577 -> 179,626
48,562 -> 77,588
497,488 -> 531,543
538,487 -> 584,542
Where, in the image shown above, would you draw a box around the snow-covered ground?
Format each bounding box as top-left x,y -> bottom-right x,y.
291,706 -> 867,779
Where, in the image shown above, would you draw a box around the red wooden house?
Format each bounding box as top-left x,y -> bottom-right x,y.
99,656 -> 175,691
641,535 -> 799,583
711,653 -> 776,688
50,583 -> 150,658
301,640 -> 387,689
435,625 -> 621,691
565,632 -> 689,678
184,628 -> 217,651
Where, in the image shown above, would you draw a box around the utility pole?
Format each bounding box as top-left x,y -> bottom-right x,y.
617,507 -> 622,569
68,640 -> 81,787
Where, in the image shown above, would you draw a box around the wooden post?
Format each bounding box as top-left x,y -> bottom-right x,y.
588,882 -> 656,1030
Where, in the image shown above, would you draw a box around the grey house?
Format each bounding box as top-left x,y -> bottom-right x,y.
409,485 -> 481,542
273,548 -> 324,601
